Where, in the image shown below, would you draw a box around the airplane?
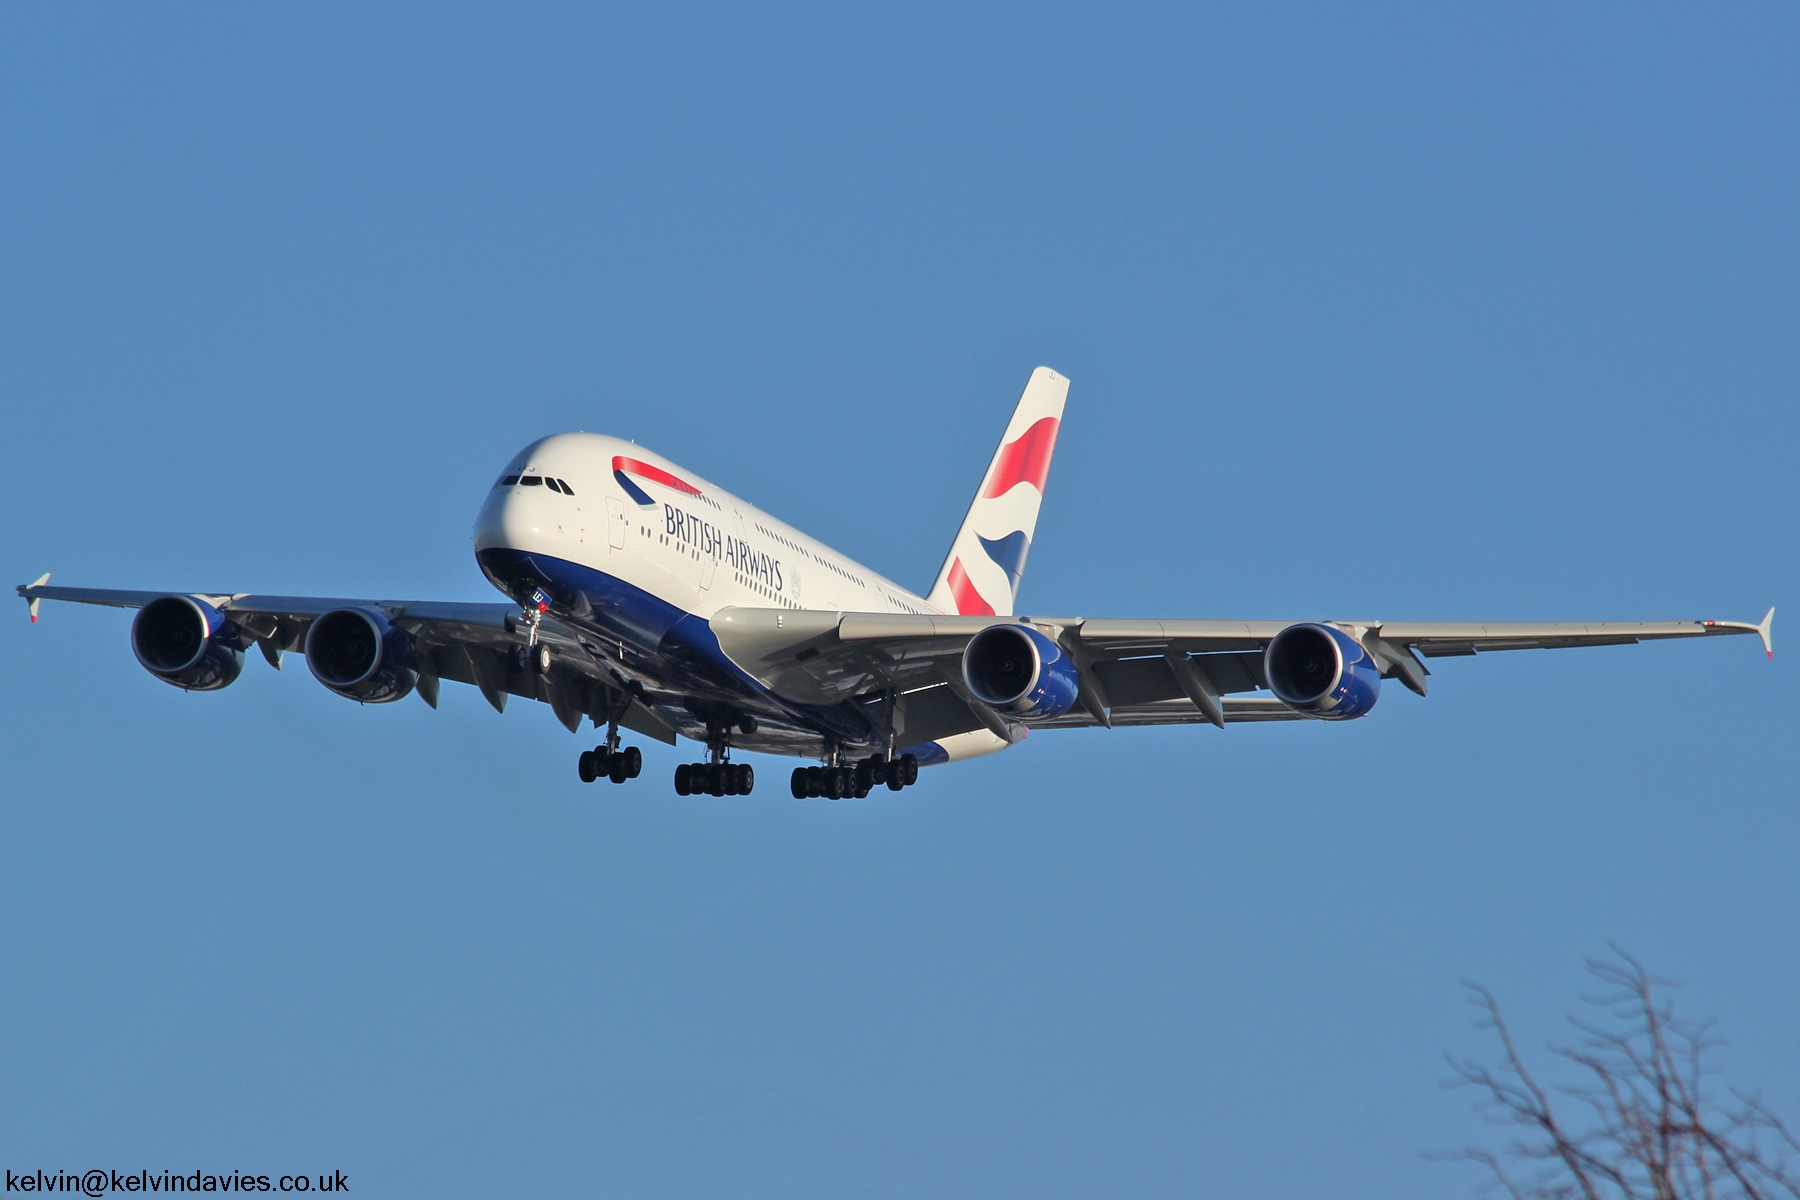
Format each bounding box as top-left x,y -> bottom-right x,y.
18,367 -> 1775,800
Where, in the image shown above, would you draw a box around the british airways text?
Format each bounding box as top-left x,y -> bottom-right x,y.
664,504 -> 784,591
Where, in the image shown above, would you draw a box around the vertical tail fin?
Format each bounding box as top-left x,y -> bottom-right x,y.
926,367 -> 1069,616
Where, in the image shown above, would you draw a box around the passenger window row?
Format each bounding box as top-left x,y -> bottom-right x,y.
498,475 -> 576,495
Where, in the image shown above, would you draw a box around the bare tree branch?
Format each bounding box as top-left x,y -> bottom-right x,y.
1438,951 -> 1800,1200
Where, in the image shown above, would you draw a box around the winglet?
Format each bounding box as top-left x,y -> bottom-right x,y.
1758,607 -> 1774,659
23,572 -> 49,622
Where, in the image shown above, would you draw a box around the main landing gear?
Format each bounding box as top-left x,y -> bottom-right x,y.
790,753 -> 918,800
674,720 -> 754,796
578,743 -> 642,785
577,686 -> 645,788
675,761 -> 755,796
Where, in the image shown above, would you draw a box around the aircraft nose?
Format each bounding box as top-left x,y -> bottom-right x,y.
474,480 -> 551,553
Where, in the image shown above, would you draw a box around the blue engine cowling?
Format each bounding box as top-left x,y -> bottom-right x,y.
130,594 -> 246,691
962,624 -> 1080,720
305,607 -> 418,703
1263,623 -> 1380,720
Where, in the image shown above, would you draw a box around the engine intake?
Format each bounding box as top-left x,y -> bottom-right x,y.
131,595 -> 245,691
962,624 -> 1080,720
1264,623 -> 1380,720
305,607 -> 418,703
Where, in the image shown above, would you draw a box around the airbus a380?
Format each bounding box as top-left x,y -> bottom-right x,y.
19,368 -> 1774,799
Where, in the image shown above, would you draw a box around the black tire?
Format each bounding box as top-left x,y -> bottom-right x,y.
805,766 -> 823,798
855,784 -> 870,799
623,746 -> 642,778
790,767 -> 807,799
674,763 -> 692,795
608,753 -> 629,784
854,762 -> 871,793
901,754 -> 919,786
867,755 -> 887,785
734,764 -> 753,794
823,768 -> 843,800
723,765 -> 740,796
530,643 -> 552,675
886,769 -> 904,791
578,750 -> 597,783
709,764 -> 726,797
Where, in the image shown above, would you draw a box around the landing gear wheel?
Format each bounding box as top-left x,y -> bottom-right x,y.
623,746 -> 642,778
790,767 -> 807,799
886,766 -> 904,791
823,768 -> 844,800
855,761 -> 873,794
804,766 -> 823,798
608,753 -> 630,784
578,750 -> 597,783
674,763 -> 693,795
529,643 -> 552,675
901,754 -> 919,786
734,763 -> 754,794
708,764 -> 727,797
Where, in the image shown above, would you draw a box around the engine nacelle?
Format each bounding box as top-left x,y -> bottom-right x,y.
962,624 -> 1080,720
131,594 -> 246,691
305,607 -> 418,703
1263,623 -> 1380,720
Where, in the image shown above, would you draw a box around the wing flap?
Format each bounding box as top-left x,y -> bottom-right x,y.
1074,618 -> 1290,654
1027,696 -> 1306,729
19,584 -> 187,610
1371,619 -> 1767,656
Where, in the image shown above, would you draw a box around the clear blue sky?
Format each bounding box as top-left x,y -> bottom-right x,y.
2,6 -> 1794,1197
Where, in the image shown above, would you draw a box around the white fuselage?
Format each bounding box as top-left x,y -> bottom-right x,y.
469,433 -> 1016,767
473,432 -> 942,623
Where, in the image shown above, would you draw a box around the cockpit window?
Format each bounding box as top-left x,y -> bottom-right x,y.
500,475 -> 520,486
545,477 -> 564,494
557,479 -> 575,495
520,476 -> 543,486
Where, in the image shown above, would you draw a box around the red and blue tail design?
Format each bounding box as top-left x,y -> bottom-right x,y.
927,367 -> 1069,617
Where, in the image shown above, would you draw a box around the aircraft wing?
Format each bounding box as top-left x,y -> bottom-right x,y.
16,581 -> 679,745
21,580 -> 1774,751
711,605 -> 1775,740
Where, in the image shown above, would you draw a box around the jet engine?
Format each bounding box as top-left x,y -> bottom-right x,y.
304,607 -> 418,703
961,624 -> 1080,719
1263,623 -> 1380,719
130,594 -> 246,691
